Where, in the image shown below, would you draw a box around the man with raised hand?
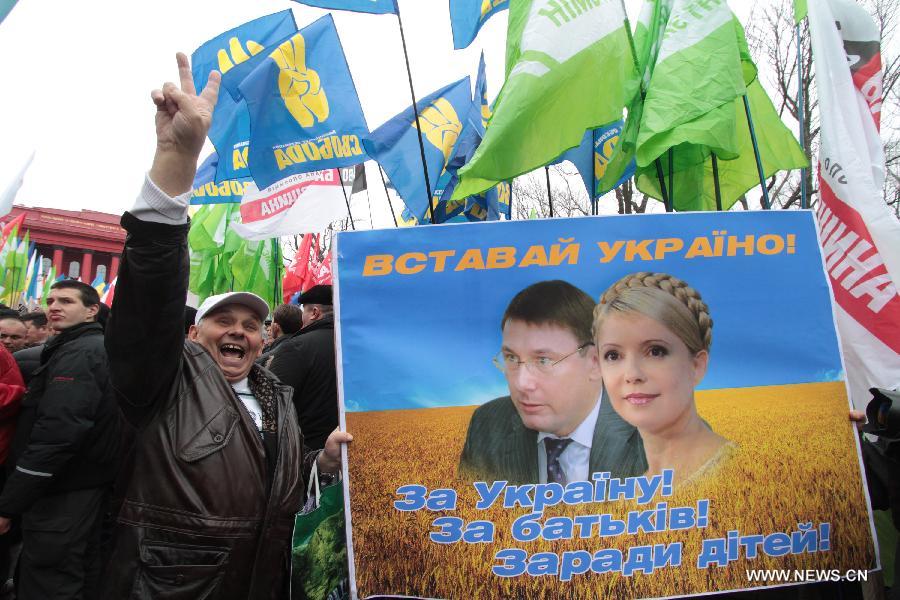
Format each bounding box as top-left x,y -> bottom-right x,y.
101,53 -> 350,600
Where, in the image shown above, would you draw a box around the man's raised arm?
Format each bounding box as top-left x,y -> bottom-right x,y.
106,53 -> 221,426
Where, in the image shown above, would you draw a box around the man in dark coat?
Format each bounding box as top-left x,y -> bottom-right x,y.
459,280 -> 646,485
257,303 -> 303,368
0,280 -> 121,599
100,53 -> 350,600
269,285 -> 338,451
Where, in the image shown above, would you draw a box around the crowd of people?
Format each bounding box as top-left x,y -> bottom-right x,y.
0,52 -> 348,600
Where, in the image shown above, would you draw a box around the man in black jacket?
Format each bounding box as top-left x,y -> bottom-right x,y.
257,303 -> 303,368
0,280 -> 120,599
269,286 -> 337,450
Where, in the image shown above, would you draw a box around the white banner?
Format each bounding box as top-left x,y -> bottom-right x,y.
231,169 -> 349,240
809,0 -> 900,408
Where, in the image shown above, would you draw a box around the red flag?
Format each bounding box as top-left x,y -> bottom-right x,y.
310,249 -> 333,287
282,234 -> 314,303
0,213 -> 25,249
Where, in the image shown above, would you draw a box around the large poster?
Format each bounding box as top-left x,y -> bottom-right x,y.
335,211 -> 878,600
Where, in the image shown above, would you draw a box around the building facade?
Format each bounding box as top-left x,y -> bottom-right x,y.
7,205 -> 125,284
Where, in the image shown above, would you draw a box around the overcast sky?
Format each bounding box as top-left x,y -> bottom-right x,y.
1,0 -> 758,226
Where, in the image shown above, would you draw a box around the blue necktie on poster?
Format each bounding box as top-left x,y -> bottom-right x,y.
556,121 -> 636,200
449,0 -> 509,50
238,14 -> 371,190
291,0 -> 398,14
191,153 -> 250,205
191,11 -> 298,183
363,77 -> 473,223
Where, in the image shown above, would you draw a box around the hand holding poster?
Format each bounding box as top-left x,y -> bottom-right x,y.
334,212 -> 877,599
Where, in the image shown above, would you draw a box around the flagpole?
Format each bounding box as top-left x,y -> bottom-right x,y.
508,179 -> 514,220
339,173 -> 356,231
666,149 -> 674,212
742,94 -> 772,209
544,166 -> 554,217
272,238 -> 280,308
378,165 -> 398,227
711,153 -> 723,211
591,140 -> 597,215
618,0 -> 672,212
394,6 -> 436,224
796,22 -> 808,209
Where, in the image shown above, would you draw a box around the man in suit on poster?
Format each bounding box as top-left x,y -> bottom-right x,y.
459,280 -> 646,485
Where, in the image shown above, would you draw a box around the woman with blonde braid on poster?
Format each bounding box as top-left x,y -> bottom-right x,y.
592,272 -> 735,486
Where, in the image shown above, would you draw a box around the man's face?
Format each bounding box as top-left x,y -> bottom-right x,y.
189,304 -> 264,383
46,289 -> 98,331
500,319 -> 602,437
23,320 -> 49,345
0,319 -> 27,352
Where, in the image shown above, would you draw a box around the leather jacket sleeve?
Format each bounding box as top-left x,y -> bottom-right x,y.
106,211 -> 191,427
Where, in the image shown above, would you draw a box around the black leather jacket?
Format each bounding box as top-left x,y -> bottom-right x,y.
102,212 -> 315,600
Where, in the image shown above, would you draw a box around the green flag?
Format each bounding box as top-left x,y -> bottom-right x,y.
229,239 -> 276,308
188,204 -> 243,303
635,78 -> 808,211
593,0 -> 671,196
794,0 -> 807,24
40,265 -> 56,308
635,2 -> 752,170
630,4 -> 806,211
453,0 -> 638,199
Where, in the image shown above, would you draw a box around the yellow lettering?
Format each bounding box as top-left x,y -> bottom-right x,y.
395,252 -> 427,275
363,254 -> 393,276
275,148 -> 292,171
454,248 -> 486,271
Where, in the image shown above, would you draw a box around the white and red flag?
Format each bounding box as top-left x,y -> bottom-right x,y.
231,169 -> 349,241
810,0 -> 900,408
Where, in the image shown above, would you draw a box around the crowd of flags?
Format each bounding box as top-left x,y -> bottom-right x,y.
0,212 -> 119,309
178,0 -> 819,311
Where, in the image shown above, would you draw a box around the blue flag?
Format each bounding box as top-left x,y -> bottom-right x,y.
291,0 -> 397,14
472,52 -> 490,132
191,153 -> 250,205
425,58 -> 505,225
238,14 -> 371,189
363,77 -> 472,223
191,11 -> 298,183
449,0 -> 508,50
556,121 -> 635,200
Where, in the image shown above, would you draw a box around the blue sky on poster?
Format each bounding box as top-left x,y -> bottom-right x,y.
0,0 -> 757,224
336,211 -> 845,412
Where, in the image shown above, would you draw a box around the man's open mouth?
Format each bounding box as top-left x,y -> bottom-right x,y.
220,343 -> 246,359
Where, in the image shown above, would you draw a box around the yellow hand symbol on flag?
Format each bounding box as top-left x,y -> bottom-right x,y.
217,37 -> 265,74
271,34 -> 330,127
480,0 -> 504,18
413,98 -> 462,162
